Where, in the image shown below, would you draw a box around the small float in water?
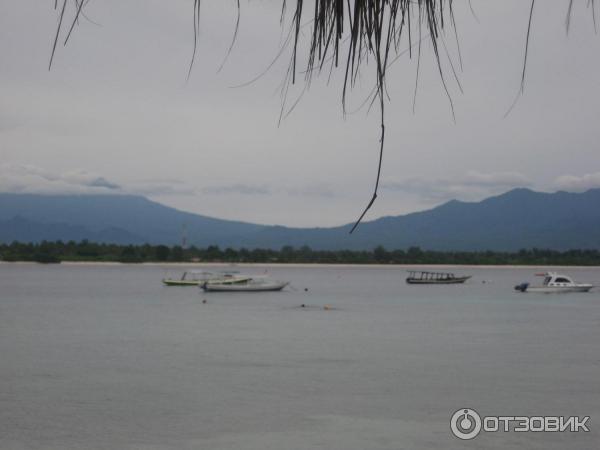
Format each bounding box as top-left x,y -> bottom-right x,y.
406,270 -> 471,285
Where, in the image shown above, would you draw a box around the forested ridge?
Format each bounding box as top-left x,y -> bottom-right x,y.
2,241 -> 600,266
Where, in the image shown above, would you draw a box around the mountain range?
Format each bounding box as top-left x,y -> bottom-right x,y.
1,188 -> 599,251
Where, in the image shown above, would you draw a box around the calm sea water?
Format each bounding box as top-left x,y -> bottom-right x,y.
1,263 -> 599,450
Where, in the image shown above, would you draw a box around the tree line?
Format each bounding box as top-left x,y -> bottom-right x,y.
1,241 -> 600,266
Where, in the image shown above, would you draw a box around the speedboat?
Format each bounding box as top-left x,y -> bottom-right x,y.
514,272 -> 593,293
162,271 -> 250,286
201,277 -> 289,292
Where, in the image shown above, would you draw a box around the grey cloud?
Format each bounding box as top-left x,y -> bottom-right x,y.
554,173 -> 600,192
284,184 -> 335,198
382,171 -> 531,202
0,164 -> 203,197
0,112 -> 25,132
202,183 -> 336,198
128,180 -> 197,196
460,171 -> 531,188
0,164 -> 122,195
202,184 -> 271,196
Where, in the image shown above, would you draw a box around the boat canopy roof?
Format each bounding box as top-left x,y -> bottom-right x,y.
407,270 -> 456,279
539,272 -> 575,285
183,270 -> 240,276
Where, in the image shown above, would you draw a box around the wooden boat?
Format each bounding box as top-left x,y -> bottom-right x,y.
406,270 -> 471,285
162,271 -> 250,286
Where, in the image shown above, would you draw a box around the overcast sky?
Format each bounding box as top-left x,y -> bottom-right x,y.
1,1 -> 599,226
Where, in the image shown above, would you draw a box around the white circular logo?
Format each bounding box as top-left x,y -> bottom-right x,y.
450,408 -> 482,440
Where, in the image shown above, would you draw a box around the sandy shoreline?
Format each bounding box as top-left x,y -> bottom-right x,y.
1,261 -> 598,269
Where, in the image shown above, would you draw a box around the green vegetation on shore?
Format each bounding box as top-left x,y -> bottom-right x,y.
1,241 -> 600,265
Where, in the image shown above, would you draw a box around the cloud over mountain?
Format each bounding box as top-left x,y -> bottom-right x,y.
0,164 -> 121,195
382,171 -> 531,202
555,172 -> 600,192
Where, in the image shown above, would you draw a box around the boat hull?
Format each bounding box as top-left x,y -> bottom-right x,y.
162,279 -> 202,286
524,285 -> 593,293
163,276 -> 251,287
202,282 -> 288,292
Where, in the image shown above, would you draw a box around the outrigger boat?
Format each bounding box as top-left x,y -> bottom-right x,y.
514,272 -> 593,293
406,270 -> 471,285
201,277 -> 289,292
162,271 -> 250,286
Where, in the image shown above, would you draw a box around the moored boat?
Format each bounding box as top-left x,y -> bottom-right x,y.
514,272 -> 593,293
406,270 -> 471,284
162,271 -> 250,286
201,278 -> 289,292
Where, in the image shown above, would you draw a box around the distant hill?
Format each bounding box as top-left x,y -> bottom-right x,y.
0,194 -> 263,247
1,189 -> 599,250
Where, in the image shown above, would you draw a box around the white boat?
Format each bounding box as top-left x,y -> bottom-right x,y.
162,271 -> 250,286
201,278 -> 289,292
514,272 -> 593,293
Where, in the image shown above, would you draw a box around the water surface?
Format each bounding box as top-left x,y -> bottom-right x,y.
1,264 -> 599,449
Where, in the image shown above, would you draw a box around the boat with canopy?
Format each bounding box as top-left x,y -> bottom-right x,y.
162,271 -> 250,286
406,270 -> 471,285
